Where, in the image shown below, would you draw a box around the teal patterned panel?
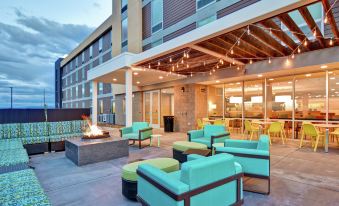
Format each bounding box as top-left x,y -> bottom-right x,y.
21,123 -> 33,138
0,124 -> 3,139
72,120 -> 87,133
32,122 -> 48,137
0,169 -> 51,206
2,124 -> 21,139
0,139 -> 23,151
48,122 -> 62,136
61,121 -> 72,134
22,136 -> 49,144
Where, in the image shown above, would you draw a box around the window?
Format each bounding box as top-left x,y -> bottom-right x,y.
111,100 -> 116,114
82,101 -> 85,108
99,100 -> 104,114
75,102 -> 79,108
197,15 -> 216,27
99,37 -> 103,53
75,58 -> 78,68
69,88 -> 72,99
89,45 -> 93,59
244,80 -> 264,119
82,68 -> 85,79
329,70 -> 339,121
121,18 -> 128,48
196,0 -> 215,10
151,0 -> 163,33
90,82 -> 92,97
82,83 -> 85,97
151,38 -> 163,48
99,82 -> 104,95
76,71 -> 78,82
82,52 -> 85,64
121,0 -> 128,13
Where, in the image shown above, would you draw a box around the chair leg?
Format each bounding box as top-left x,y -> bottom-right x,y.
268,133 -> 272,145
139,140 -> 141,149
299,133 -> 304,148
314,136 -> 320,152
281,131 -> 285,144
250,131 -> 253,141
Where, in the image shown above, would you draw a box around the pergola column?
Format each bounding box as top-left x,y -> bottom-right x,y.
92,81 -> 98,125
125,68 -> 133,127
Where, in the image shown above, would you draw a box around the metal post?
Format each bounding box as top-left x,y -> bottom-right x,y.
325,70 -> 329,153
292,77 -> 295,139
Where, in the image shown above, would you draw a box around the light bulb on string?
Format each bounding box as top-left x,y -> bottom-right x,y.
186,53 -> 190,58
269,28 -> 272,35
183,52 -> 186,58
297,47 -> 301,53
169,57 -> 172,62
330,38 -> 333,46
237,66 -> 240,70
231,49 -> 234,55
232,59 -> 235,65
190,72 -> 193,77
291,54 -> 295,59
158,61 -> 160,66
286,57 -> 290,64
213,68 -> 216,72
324,16 -> 328,24
209,71 -> 212,75
186,64 -> 189,68
216,65 -> 219,69
181,59 -> 184,64
247,26 -> 250,35
250,59 -> 253,64
304,40 -> 308,46
172,65 -> 175,71
237,39 -> 240,46
268,58 -> 271,64
313,30 -> 316,37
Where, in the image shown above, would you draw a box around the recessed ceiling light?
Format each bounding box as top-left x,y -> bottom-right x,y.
305,74 -> 312,77
258,74 -> 263,77
159,76 -> 163,79
330,77 -> 335,80
320,65 -> 328,69
136,81 -> 140,84
329,71 -> 333,74
113,78 -> 117,81
336,82 -> 339,85
331,88 -> 335,91
216,80 -> 220,83
236,82 -> 241,85
269,78 -> 274,81
288,81 -> 292,84
133,72 -> 139,75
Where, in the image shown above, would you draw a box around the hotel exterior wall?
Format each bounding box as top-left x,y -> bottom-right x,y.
115,92 -> 143,125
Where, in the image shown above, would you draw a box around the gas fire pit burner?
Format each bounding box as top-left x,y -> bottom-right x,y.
82,131 -> 110,140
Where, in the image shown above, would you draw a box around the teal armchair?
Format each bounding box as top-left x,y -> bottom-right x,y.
120,122 -> 153,149
216,135 -> 270,194
188,125 -> 230,148
136,153 -> 243,206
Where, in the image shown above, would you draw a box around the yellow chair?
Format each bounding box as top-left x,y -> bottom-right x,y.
268,122 -> 286,145
214,119 -> 225,126
244,120 -> 259,141
224,118 -> 231,132
330,128 -> 339,146
196,119 -> 204,130
300,123 -> 325,152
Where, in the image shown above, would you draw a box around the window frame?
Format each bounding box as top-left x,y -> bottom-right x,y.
196,0 -> 216,11
151,0 -> 163,34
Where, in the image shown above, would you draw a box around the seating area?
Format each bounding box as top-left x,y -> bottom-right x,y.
0,120 -> 88,155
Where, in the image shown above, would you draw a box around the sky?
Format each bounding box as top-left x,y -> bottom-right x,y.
0,0 -> 112,108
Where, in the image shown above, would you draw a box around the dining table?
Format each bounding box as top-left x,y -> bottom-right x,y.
252,121 -> 274,135
313,123 -> 339,153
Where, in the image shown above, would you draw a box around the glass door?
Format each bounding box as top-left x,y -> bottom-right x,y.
144,90 -> 160,128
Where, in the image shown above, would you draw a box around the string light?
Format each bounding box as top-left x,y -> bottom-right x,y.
186,53 -> 190,58
269,28 -> 272,35
330,38 -> 333,46
148,64 -> 151,69
304,40 -> 308,46
216,65 -> 219,69
176,63 -> 179,68
247,26 -> 250,35
213,68 -> 216,72
231,49 -> 234,54
158,61 -> 160,66
209,71 -> 212,75
268,58 -> 271,64
297,47 -> 301,53
291,54 -> 295,59
286,57 -> 290,64
169,57 -> 172,62
237,66 -> 240,70
237,39 -> 240,46
324,16 -> 328,24
250,59 -> 253,64
172,65 -> 175,71
181,59 -> 184,64
183,52 -> 186,58
190,72 -> 193,77
186,64 -> 189,68
313,30 -> 316,37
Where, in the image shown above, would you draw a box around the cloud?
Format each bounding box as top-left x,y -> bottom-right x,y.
0,10 -> 95,108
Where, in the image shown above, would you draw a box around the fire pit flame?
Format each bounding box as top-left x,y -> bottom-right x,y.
81,115 -> 109,140
84,125 -> 103,136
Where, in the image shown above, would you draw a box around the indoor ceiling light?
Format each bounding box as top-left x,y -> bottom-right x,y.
133,72 -> 139,75
320,65 -> 328,69
330,77 -> 335,80
305,74 -> 312,77
269,78 -> 274,81
216,80 -> 220,83
136,81 -> 140,84
159,76 -> 163,79
113,78 -> 117,81
257,74 -> 263,77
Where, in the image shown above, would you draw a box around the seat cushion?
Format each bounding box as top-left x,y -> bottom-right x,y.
122,158 -> 179,182
0,149 -> 29,167
173,141 -> 207,152
132,122 -> 149,133
122,133 -> 139,140
0,139 -> 23,151
21,136 -> 49,144
168,170 -> 181,180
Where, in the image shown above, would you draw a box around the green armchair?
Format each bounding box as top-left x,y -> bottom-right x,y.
120,122 -> 153,149
216,135 -> 270,194
136,153 -> 243,206
188,125 -> 230,148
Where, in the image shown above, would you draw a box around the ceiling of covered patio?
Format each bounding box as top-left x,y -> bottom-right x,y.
135,0 -> 339,76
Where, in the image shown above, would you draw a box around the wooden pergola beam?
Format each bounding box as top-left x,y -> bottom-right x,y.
260,19 -> 299,51
208,38 -> 257,58
215,37 -> 259,58
298,7 -> 325,48
190,45 -> 245,65
231,30 -> 281,57
322,0 -> 339,38
222,35 -> 267,58
198,42 -> 245,60
249,25 -> 290,56
278,13 -> 310,51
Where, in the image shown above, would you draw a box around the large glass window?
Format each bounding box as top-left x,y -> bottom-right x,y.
224,82 -> 242,118
295,72 -> 326,121
121,0 -> 128,13
208,85 -> 223,118
89,45 -> 93,59
160,88 -> 174,127
196,0 -> 215,10
151,0 -> 163,33
99,37 -> 103,52
329,70 -> 339,121
244,80 -> 264,119
99,82 -> 103,95
121,18 -> 128,49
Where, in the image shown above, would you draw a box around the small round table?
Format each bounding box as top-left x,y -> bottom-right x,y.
150,134 -> 162,147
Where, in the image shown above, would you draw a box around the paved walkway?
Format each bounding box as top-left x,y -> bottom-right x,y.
31,128 -> 339,206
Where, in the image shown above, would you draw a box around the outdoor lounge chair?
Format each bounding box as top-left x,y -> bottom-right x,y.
187,125 -> 230,148
136,153 -> 243,206
215,135 -> 270,195
120,122 -> 153,149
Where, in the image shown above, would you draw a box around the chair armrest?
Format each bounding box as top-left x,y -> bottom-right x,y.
211,132 -> 230,147
224,139 -> 258,149
119,127 -> 133,137
139,127 -> 153,139
187,154 -> 205,161
187,130 -> 204,141
137,164 -> 189,195
216,147 -> 269,159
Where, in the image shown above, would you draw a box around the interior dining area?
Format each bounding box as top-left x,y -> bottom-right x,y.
204,69 -> 339,152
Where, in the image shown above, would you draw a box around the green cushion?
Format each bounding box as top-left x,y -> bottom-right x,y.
122,158 -> 179,181
0,139 -> 23,151
0,169 -> 50,206
122,133 -> 139,140
0,149 -> 29,167
173,141 -> 207,152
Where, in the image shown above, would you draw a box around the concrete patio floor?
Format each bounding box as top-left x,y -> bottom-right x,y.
30,128 -> 339,206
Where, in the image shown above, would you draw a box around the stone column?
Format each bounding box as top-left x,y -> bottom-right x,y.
92,81 -> 98,125
125,68 -> 133,126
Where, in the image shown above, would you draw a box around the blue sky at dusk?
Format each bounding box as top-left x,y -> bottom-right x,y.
0,0 -> 111,108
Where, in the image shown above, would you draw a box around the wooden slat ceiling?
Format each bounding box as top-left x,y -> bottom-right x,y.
137,0 -> 339,75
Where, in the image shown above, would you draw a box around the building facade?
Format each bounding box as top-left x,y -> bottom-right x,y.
55,0 -> 339,133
